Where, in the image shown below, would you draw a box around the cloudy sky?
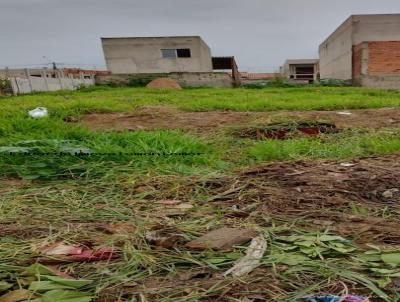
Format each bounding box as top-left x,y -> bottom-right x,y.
1,0 -> 400,71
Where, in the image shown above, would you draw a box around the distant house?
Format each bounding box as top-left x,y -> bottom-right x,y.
101,36 -> 213,74
239,72 -> 280,80
319,14 -> 400,88
100,36 -> 240,87
280,59 -> 319,83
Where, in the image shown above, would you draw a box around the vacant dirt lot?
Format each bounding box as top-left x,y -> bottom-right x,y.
97,153 -> 400,301
81,106 -> 400,131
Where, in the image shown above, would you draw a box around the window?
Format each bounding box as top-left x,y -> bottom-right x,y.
161,48 -> 191,58
161,49 -> 177,58
177,48 -> 191,58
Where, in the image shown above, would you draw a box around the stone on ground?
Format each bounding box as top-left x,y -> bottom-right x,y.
185,227 -> 256,251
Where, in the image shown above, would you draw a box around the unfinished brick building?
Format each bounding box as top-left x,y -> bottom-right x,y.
319,14 -> 400,88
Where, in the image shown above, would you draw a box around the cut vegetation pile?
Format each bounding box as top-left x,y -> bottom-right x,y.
1,86 -> 400,301
234,121 -> 338,140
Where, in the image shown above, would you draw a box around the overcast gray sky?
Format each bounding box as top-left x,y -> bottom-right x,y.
1,0 -> 400,71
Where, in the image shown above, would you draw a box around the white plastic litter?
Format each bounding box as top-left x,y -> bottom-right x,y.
28,107 -> 48,119
340,163 -> 356,167
223,236 -> 267,277
337,111 -> 352,116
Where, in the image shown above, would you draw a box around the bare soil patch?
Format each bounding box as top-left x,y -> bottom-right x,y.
204,154 -> 400,243
146,78 -> 182,90
80,107 -> 400,132
134,153 -> 400,244
234,121 -> 338,140
80,106 -> 255,131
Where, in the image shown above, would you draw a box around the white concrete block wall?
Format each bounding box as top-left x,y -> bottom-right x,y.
10,76 -> 94,95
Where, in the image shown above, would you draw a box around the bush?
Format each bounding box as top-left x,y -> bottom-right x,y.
243,77 -> 300,89
0,78 -> 12,95
127,74 -> 167,87
318,79 -> 352,87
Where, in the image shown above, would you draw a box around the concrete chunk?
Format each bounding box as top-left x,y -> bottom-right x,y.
185,227 -> 256,251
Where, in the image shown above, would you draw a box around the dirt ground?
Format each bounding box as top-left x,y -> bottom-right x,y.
97,153 -> 400,301
80,106 -> 400,131
2,154 -> 400,301
135,153 -> 400,244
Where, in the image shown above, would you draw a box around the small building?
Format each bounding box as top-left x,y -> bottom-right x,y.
281,59 -> 319,83
101,36 -> 213,74
100,36 -> 240,87
319,14 -> 400,88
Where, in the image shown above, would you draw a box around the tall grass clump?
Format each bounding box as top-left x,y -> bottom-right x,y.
0,130 -> 219,180
248,130 -> 400,162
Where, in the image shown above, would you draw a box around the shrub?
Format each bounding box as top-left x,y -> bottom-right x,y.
243,76 -> 300,89
0,78 -> 12,95
318,79 -> 352,87
127,74 -> 167,87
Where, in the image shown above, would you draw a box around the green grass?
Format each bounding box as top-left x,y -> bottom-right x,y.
0,130 -> 223,179
248,130 -> 400,162
1,86 -> 400,117
2,87 -> 400,301
1,86 -> 400,180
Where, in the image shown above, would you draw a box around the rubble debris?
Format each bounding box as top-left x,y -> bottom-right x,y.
185,227 -> 256,251
223,236 -> 267,277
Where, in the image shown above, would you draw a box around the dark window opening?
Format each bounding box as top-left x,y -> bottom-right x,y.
161,48 -> 191,58
177,48 -> 191,58
295,66 -> 315,80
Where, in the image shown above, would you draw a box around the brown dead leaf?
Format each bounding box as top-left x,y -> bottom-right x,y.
0,289 -> 33,302
186,227 -> 256,251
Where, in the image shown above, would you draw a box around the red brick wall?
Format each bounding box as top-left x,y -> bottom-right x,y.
352,43 -> 364,78
368,41 -> 400,75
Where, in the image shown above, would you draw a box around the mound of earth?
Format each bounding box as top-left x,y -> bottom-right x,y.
146,78 -> 182,90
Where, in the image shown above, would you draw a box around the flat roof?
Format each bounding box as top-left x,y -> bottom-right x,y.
101,35 -> 202,40
320,14 -> 400,47
285,59 -> 319,65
